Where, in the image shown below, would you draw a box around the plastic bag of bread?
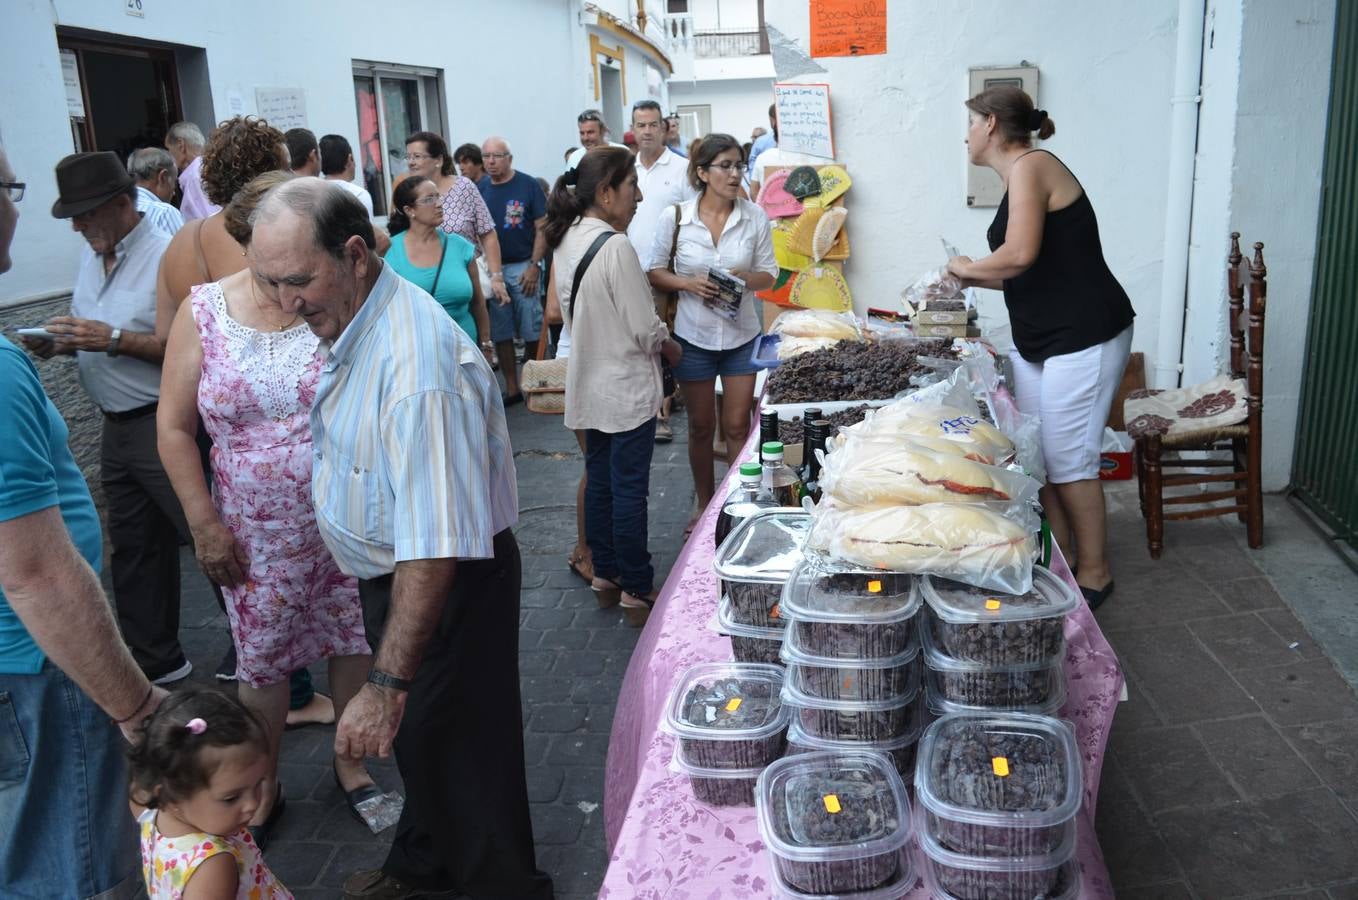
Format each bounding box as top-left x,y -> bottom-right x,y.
817,436 -> 1040,508
806,501 -> 1039,594
776,335 -> 841,359
837,402 -> 1016,466
770,309 -> 864,342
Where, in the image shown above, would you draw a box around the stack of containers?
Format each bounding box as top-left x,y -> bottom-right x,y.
778,561 -> 929,783
913,711 -> 1083,900
757,750 -> 918,899
712,508 -> 812,665
663,662 -> 791,807
918,566 -> 1078,716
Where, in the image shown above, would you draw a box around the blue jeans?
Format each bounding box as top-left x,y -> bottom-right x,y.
0,664 -> 142,899
584,419 -> 657,597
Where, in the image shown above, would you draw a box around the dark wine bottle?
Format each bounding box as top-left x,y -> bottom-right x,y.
758,410 -> 779,463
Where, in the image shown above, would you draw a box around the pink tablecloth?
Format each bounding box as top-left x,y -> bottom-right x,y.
602,440 -> 1123,899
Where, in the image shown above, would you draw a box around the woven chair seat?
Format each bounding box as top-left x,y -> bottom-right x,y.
1160,423 -> 1250,448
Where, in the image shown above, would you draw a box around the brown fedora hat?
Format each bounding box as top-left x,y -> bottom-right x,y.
51,151 -> 135,219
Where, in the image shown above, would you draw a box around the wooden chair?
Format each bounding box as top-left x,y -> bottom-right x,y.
1133,233 -> 1266,558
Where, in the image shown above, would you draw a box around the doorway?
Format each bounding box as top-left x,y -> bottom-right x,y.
58,34 -> 183,160
599,64 -> 624,141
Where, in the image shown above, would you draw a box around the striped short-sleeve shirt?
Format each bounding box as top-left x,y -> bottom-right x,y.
310,262 -> 518,580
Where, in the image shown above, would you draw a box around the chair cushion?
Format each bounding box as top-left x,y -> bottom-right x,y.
1124,374 -> 1248,440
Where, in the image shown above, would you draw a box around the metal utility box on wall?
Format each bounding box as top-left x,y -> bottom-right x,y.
966,64 -> 1039,207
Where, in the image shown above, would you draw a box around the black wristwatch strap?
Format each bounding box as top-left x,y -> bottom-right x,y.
367,669 -> 412,692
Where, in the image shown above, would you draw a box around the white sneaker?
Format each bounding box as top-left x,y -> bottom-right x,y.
151,659 -> 193,685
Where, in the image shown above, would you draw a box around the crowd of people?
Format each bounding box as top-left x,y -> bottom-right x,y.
0,82 -> 1131,899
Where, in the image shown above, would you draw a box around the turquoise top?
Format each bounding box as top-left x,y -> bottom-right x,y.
386,230 -> 479,342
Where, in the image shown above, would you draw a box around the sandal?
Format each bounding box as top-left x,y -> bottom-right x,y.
620,590 -> 658,627
1080,581 -> 1115,611
567,552 -> 594,583
592,576 -> 622,608
682,515 -> 701,541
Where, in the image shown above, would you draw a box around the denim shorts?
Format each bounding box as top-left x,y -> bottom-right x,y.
488,259 -> 544,343
671,334 -> 759,383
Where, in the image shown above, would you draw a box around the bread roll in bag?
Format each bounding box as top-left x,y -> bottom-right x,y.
838,402 -> 1015,465
818,438 -> 1040,507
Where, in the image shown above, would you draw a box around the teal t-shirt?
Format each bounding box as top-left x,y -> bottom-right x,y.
387,230 -> 479,342
0,336 -> 103,674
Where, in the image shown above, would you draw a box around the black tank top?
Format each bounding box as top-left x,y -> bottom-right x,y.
986,150 -> 1135,362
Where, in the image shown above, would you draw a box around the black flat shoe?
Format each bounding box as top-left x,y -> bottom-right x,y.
502,392 -> 524,407
334,763 -> 384,826
1081,581 -> 1115,611
247,783 -> 285,851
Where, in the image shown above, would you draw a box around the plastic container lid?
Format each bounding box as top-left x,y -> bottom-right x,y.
913,803 -> 1078,872
920,613 -> 1065,677
781,616 -> 920,670
756,750 -> 912,864
786,713 -> 926,762
662,661 -> 789,742
782,676 -> 922,715
768,847 -> 919,900
669,741 -> 765,780
913,712 -> 1083,829
716,595 -> 788,640
921,566 -> 1078,624
924,678 -> 1068,718
782,561 -> 921,625
714,508 -> 812,585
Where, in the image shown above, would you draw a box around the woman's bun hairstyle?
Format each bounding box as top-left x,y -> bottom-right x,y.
966,86 -> 1056,144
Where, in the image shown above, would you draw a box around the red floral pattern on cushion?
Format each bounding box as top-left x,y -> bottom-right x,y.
1127,414 -> 1174,439
1127,388 -> 1164,400
1178,389 -> 1237,419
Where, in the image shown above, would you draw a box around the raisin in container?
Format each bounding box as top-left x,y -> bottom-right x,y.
913,711 -> 1083,859
785,715 -> 925,784
670,741 -> 764,807
769,847 -> 920,899
717,595 -> 786,665
914,805 -> 1080,900
781,618 -> 922,704
921,566 -> 1078,667
782,679 -> 928,743
713,508 -> 811,628
922,620 -> 1067,713
756,750 -> 913,895
662,661 -> 789,769
781,561 -> 920,659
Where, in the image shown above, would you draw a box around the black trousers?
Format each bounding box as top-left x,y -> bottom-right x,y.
102,410 -> 190,676
359,530 -> 553,900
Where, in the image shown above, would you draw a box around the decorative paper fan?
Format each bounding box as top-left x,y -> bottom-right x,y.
789,266 -> 853,312
811,207 -> 848,262
804,165 -> 852,208
756,268 -> 797,306
788,207 -> 825,258
785,165 -> 822,199
772,222 -> 814,271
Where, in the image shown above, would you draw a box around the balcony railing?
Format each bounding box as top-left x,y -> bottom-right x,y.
694,28 -> 767,58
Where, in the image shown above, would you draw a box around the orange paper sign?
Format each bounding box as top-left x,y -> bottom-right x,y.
810,0 -> 887,58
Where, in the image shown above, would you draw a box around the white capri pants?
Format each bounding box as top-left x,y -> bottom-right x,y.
1007,325 -> 1133,484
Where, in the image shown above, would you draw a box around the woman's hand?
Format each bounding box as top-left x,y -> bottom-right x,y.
686,275 -> 718,300
946,255 -> 975,283
661,338 -> 683,367
192,519 -> 250,588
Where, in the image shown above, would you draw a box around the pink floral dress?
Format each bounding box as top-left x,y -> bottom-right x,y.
191,283 -> 368,687
139,809 -> 291,899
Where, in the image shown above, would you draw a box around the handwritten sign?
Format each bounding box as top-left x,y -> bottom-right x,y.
810,0 -> 887,58
774,83 -> 835,160
254,87 -> 308,130
61,50 -> 86,119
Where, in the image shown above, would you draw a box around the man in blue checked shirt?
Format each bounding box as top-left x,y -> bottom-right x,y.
250,178 -> 552,900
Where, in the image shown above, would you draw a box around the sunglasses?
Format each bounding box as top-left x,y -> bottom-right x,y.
577,111 -> 603,124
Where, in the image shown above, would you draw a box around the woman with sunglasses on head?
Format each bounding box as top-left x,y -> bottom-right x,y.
647,133 -> 778,525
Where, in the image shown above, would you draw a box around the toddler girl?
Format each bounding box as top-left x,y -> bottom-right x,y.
127,690 -> 291,899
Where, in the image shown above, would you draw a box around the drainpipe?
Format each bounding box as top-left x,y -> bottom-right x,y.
1152,0 -> 1207,389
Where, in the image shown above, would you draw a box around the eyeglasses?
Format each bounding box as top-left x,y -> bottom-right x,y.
577,110 -> 603,123
703,162 -> 747,174
404,153 -> 432,162
483,152 -> 510,160
414,195 -> 441,206
1,182 -> 24,202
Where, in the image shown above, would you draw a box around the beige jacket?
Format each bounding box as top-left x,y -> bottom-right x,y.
554,216 -> 670,433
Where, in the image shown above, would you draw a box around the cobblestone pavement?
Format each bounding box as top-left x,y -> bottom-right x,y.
169,400 -> 702,900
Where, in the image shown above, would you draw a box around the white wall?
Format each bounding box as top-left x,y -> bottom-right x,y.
668,77 -> 775,140
1,0 -> 579,306
690,0 -> 761,32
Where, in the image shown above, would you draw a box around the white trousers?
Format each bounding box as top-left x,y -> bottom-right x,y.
1008,325 -> 1134,484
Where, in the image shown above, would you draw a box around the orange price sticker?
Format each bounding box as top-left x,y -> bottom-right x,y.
823,793 -> 842,814
992,756 -> 1010,777
725,697 -> 743,713
868,580 -> 882,593
770,602 -> 782,620
985,598 -> 1002,611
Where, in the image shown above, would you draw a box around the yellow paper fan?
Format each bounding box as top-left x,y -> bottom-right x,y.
772,222 -> 814,271
789,266 -> 853,312
788,208 -> 825,258
804,165 -> 852,209
811,207 -> 848,262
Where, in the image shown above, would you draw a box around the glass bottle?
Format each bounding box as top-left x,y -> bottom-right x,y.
760,441 -> 805,507
715,462 -> 776,549
803,420 -> 829,503
759,411 -> 780,463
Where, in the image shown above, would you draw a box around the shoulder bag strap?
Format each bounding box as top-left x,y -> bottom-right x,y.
430,234 -> 449,294
667,203 -> 681,273
191,217 -> 212,282
569,230 -> 618,310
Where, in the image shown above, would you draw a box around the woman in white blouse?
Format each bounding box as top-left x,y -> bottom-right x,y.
648,133 -> 778,516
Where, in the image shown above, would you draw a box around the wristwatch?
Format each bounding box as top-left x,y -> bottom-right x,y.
367,669 -> 412,692
106,328 -> 122,357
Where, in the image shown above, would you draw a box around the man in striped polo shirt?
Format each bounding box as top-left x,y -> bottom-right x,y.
250,179 -> 553,900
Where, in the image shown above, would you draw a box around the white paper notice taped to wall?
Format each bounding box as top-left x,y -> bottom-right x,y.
255,87 -> 308,130
774,83 -> 834,160
61,50 -> 86,119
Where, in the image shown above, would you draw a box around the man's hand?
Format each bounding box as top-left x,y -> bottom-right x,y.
191,520 -> 250,588
19,335 -> 71,359
44,316 -> 115,352
491,274 -> 512,305
118,685 -> 169,743
519,263 -> 541,297
335,682 -> 406,760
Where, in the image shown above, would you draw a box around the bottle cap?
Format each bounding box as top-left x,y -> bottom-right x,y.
762,441 -> 785,456
739,463 -> 763,477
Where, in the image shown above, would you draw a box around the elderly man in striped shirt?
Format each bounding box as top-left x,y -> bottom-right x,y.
249,178 -> 553,900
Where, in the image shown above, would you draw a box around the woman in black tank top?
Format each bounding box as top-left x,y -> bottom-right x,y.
944,86 -> 1133,610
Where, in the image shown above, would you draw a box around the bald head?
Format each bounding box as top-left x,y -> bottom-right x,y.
482,136 -> 513,182
253,177 -> 374,258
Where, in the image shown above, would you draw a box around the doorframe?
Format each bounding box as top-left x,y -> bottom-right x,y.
56,29 -> 185,155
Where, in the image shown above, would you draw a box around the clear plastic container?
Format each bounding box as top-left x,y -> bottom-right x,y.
662,661 -> 789,769
756,750 -> 913,895
769,847 -> 920,900
921,567 -> 1077,666
915,816 -> 1081,900
781,619 -> 922,703
717,595 -> 785,665
922,621 -> 1067,712
785,716 -> 924,783
781,561 -> 921,659
670,741 -> 763,807
914,712 -> 1082,858
782,679 -> 928,743
713,508 -> 811,628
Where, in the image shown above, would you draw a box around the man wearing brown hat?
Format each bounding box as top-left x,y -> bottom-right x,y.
23,150 -> 193,684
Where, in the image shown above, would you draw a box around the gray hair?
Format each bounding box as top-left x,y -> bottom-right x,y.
251,176 -> 374,259
483,136 -> 512,158
167,121 -> 207,149
128,147 -> 177,182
